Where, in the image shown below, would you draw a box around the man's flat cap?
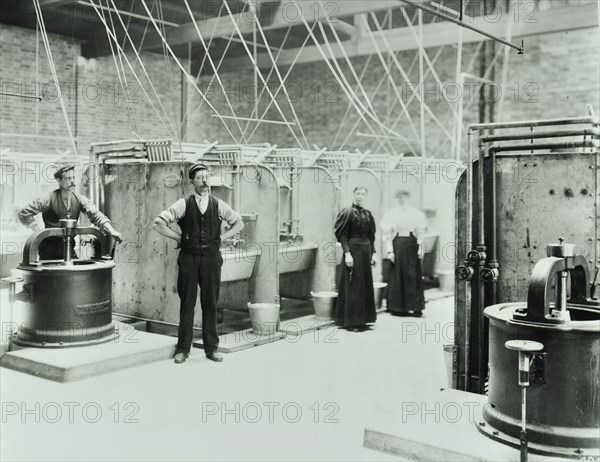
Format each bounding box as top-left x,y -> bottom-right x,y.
188,163 -> 209,179
54,164 -> 76,179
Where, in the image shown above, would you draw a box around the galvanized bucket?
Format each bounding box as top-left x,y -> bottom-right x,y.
437,270 -> 455,293
310,291 -> 337,321
373,282 -> 388,309
247,302 -> 280,335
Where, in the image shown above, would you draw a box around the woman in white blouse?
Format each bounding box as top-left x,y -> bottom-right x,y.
380,190 -> 427,317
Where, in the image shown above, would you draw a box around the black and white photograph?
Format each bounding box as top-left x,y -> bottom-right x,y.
0,0 -> 598,460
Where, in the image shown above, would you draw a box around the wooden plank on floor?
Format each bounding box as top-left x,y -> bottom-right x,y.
364,429 -> 483,462
280,315 -> 336,336
193,329 -> 286,353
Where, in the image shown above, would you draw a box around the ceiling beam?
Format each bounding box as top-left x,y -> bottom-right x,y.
141,0 -> 405,51
330,19 -> 358,38
217,3 -> 598,72
38,0 -> 79,6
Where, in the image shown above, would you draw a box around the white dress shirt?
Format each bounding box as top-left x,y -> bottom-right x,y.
380,205 -> 427,253
155,193 -> 241,227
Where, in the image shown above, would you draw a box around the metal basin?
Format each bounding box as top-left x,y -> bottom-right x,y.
481,302 -> 600,457
278,243 -> 318,274
14,260 -> 116,348
221,248 -> 261,283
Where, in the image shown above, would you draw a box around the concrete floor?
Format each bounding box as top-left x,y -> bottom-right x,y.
0,286 -> 568,462
0,289 -> 460,462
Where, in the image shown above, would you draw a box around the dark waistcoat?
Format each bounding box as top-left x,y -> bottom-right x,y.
178,195 -> 221,255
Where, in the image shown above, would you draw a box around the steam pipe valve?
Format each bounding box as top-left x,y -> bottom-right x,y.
481,260 -> 500,283
456,263 -> 475,281
467,249 -> 487,265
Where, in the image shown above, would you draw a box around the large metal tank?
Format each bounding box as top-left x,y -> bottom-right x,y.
478,242 -> 600,459
12,220 -> 116,348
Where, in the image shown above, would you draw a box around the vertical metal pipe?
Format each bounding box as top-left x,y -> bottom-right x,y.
490,146 -> 497,262
490,147 -> 498,306
463,129 -> 474,391
478,143 -> 485,247
477,141 -> 487,393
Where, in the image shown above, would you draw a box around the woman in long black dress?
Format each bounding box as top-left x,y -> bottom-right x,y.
334,186 -> 377,331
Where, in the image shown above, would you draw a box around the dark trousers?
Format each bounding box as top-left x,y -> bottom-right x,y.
176,251 -> 222,355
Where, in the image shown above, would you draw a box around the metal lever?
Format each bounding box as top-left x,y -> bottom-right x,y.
505,340 -> 545,462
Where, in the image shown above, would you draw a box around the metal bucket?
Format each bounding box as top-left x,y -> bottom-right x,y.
310,291 -> 337,321
443,344 -> 454,387
437,270 -> 454,293
373,282 -> 388,308
247,302 -> 280,335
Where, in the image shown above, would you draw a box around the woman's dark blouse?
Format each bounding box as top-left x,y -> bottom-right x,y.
334,203 -> 376,253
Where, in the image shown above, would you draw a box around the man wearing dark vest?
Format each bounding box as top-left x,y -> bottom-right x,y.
153,163 -> 244,363
18,165 -> 123,259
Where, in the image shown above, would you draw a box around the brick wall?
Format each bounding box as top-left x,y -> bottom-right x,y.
187,27 -> 599,160
2,19 -> 597,162
0,22 -> 182,157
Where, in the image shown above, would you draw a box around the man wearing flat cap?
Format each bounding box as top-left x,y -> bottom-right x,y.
153,163 -> 244,364
18,164 -> 123,260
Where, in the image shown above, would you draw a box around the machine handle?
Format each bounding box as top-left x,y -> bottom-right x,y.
524,255 -> 591,323
21,226 -> 112,266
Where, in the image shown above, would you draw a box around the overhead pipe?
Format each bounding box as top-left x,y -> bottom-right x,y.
489,139 -> 599,153
480,128 -> 599,143
399,0 -> 524,53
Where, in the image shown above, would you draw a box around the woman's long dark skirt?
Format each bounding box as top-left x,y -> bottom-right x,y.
335,241 -> 376,328
386,234 -> 425,314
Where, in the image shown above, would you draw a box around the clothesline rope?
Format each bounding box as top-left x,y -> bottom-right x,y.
222,0 -> 305,149
244,23 -> 316,144
139,0 -> 239,143
33,0 -> 79,158
183,0 -> 247,144
91,0 -> 179,140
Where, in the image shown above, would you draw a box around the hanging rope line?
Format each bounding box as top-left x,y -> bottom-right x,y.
101,0 -> 139,135
183,0 -> 247,143
356,14 -> 422,150
367,46 -> 445,154
33,0 -> 79,158
241,23 -> 292,137
139,0 -> 239,143
92,0 -> 179,140
222,0 -> 304,148
318,1 -> 395,154
100,0 -> 156,141
370,12 -> 454,143
157,0 -> 183,144
244,23 -> 315,144
180,4 -> 236,133
297,9 -> 408,150
252,7 -> 310,149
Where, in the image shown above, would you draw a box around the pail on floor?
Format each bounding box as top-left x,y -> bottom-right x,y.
310,291 -> 337,321
247,302 -> 280,335
437,270 -> 455,293
443,344 -> 456,387
373,282 -> 388,308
